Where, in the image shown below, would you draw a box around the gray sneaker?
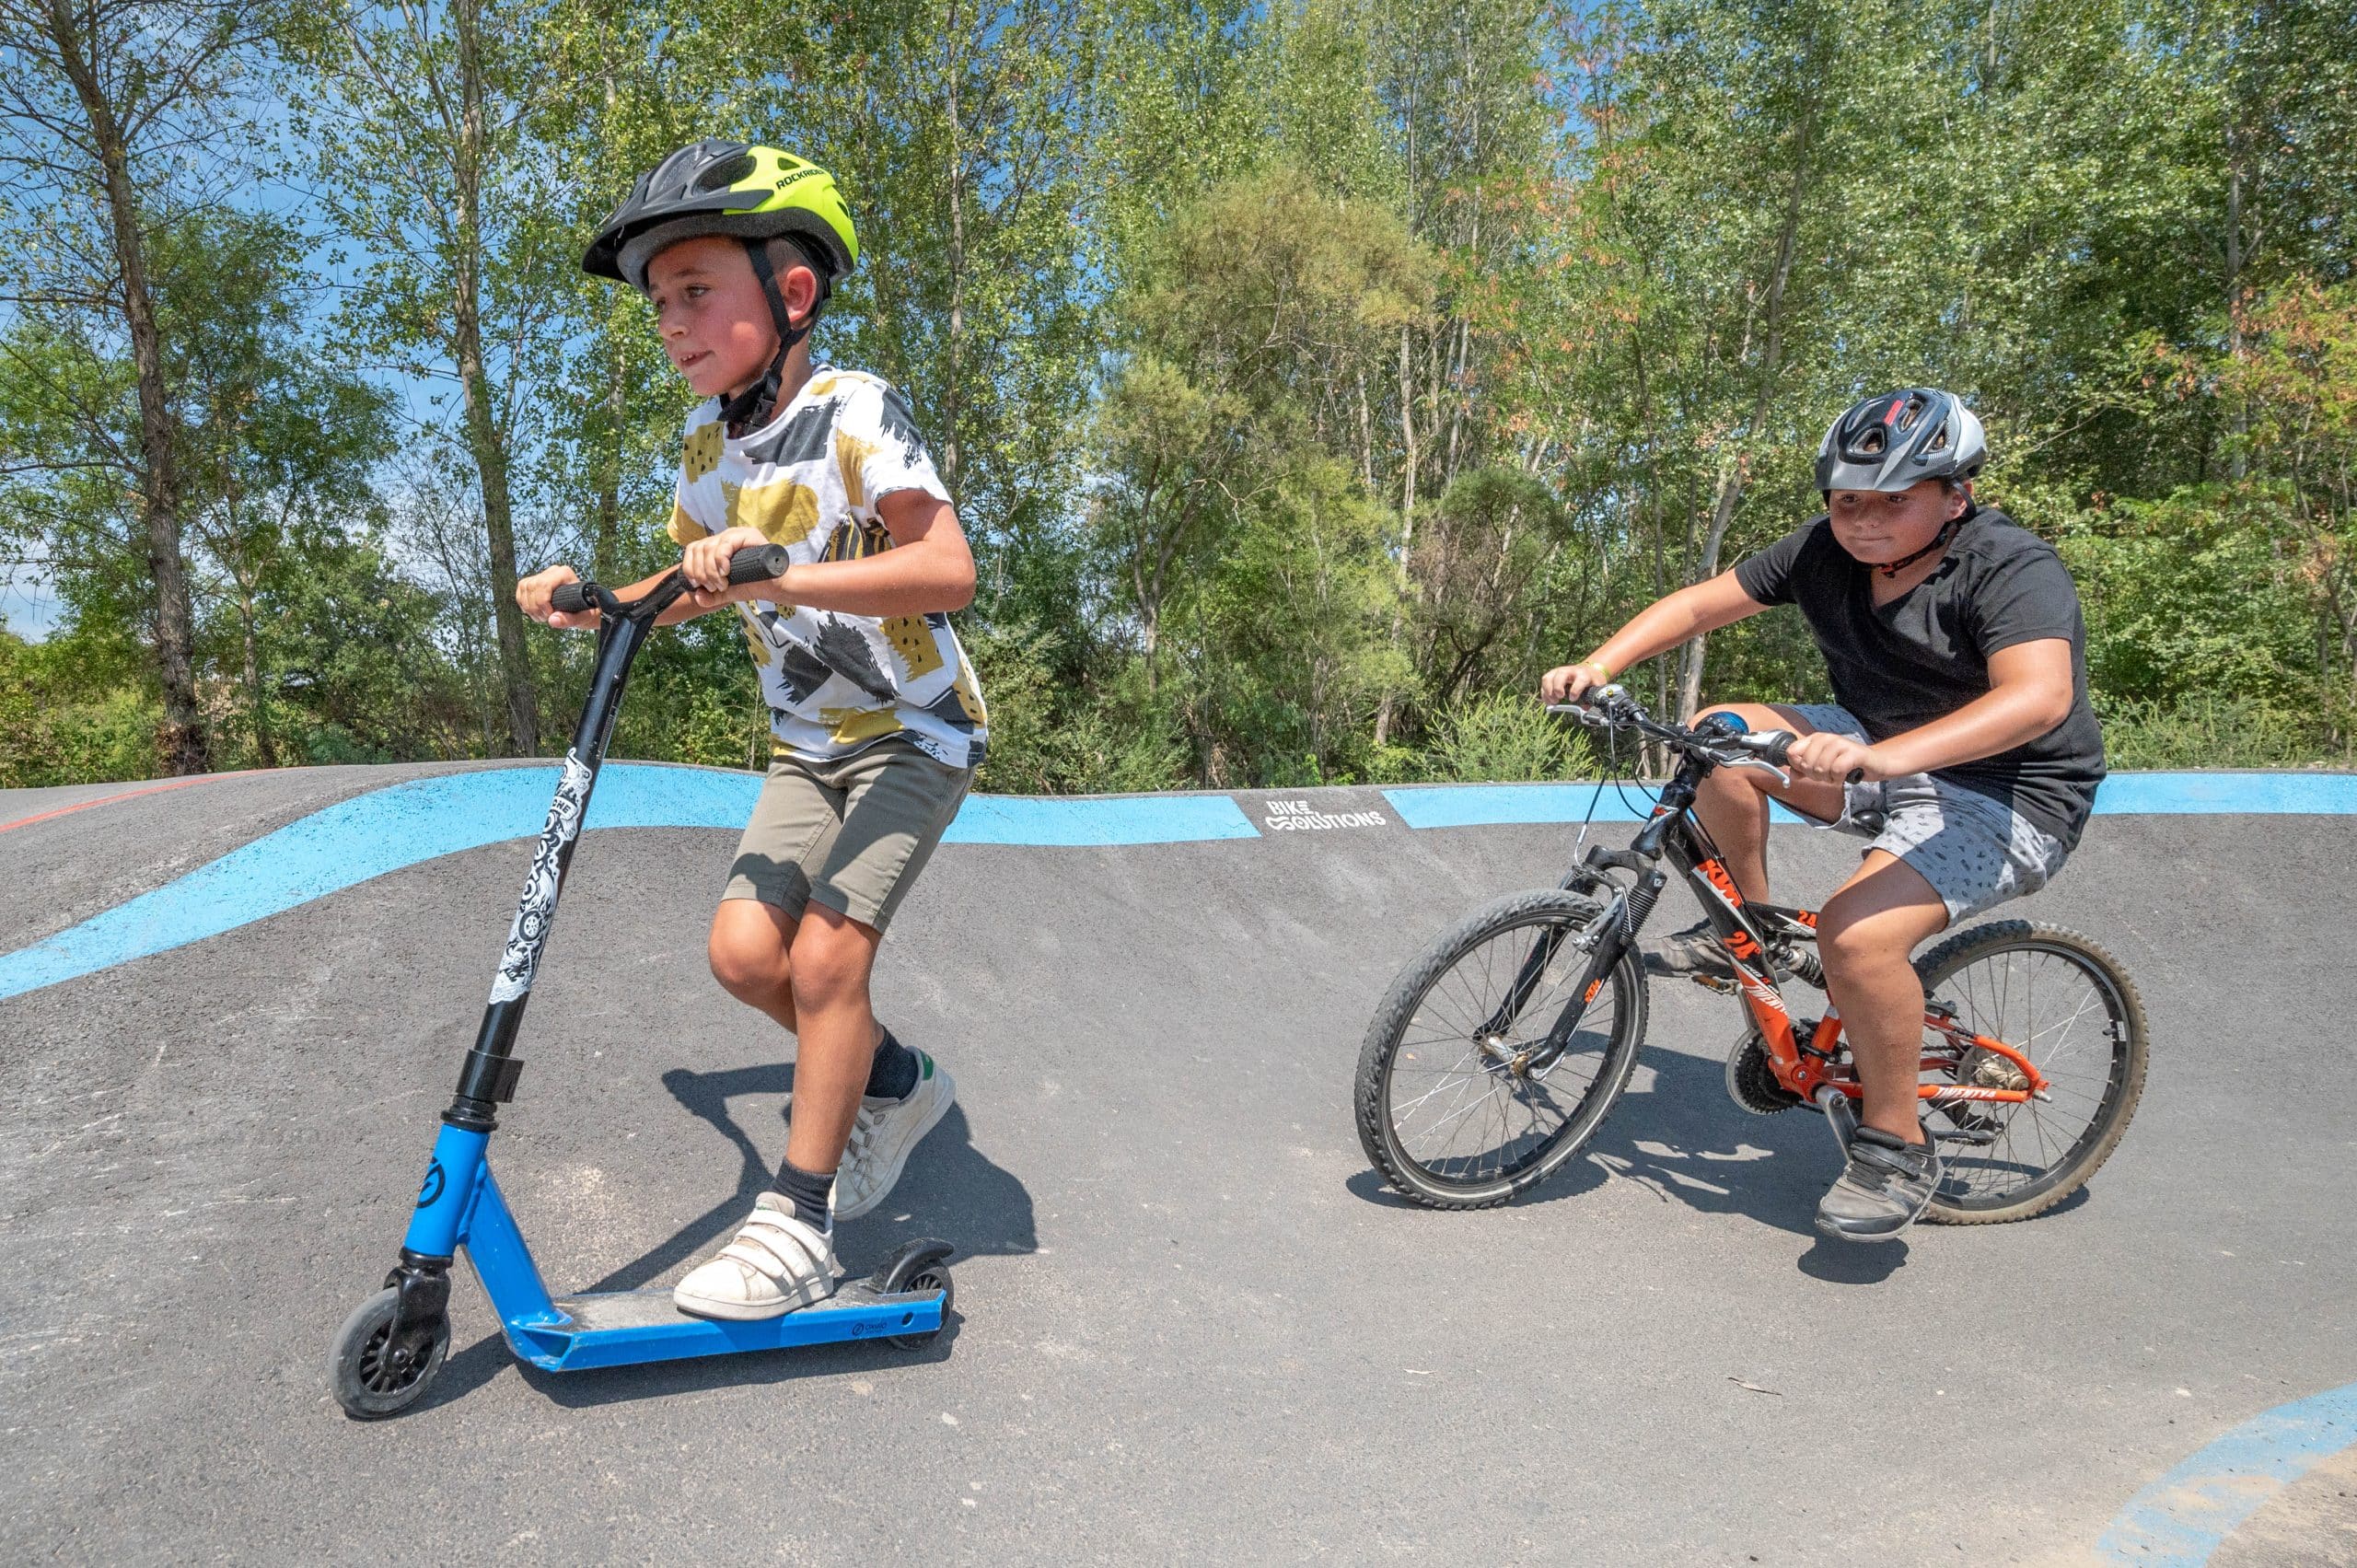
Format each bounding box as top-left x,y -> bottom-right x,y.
1815,1126 -> 1942,1242
1641,920 -> 1736,981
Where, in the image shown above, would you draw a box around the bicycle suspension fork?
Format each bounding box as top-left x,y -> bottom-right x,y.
1513,770 -> 1705,1069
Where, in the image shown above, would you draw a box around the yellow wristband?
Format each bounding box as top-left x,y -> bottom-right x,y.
1585,659 -> 1614,684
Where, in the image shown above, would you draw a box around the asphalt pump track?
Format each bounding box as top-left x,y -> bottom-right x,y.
3,762 -> 2351,1565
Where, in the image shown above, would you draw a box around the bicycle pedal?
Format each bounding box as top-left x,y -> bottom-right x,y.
1934,1125 -> 2000,1146
1689,973 -> 1739,994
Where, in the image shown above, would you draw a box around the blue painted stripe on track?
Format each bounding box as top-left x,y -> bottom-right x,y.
1383,771 -> 2357,830
2087,771 -> 2357,814
2,766 -> 2345,1001
1384,784 -> 1871,830
0,764 -> 1254,1002
2097,1380 -> 2357,1564
944,791 -> 1257,847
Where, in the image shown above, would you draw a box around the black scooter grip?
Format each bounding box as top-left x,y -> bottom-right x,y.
726,543 -> 792,586
551,581 -> 593,615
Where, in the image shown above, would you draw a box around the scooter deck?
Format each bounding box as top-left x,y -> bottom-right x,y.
502,1281 -> 947,1372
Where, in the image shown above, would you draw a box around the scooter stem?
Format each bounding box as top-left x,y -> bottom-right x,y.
444,608 -> 657,1134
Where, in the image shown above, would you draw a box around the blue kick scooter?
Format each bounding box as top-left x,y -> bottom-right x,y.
330,545 -> 953,1419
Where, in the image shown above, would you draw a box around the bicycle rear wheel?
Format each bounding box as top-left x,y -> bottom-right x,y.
1354,889 -> 1646,1210
1914,920 -> 2147,1224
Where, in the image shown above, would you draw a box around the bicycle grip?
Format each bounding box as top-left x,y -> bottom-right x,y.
551,581 -> 593,615
1758,731 -> 1794,767
727,543 -> 792,586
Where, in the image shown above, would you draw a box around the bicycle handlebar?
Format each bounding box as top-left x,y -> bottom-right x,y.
549,544 -> 791,618
1545,686 -> 1796,779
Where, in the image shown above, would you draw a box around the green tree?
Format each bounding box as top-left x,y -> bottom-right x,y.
0,0 -> 280,772
284,0 -> 573,757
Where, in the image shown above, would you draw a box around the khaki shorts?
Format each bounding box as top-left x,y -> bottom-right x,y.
722,740 -> 974,933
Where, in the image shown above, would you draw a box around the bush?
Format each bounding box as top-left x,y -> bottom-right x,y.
2096,693 -> 2353,772
1417,690 -> 1596,783
965,619 -> 1187,795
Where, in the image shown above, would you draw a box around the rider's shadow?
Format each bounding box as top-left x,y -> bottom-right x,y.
581,1062 -> 1036,1296
413,1065 -> 1030,1414
1589,1049 -> 1911,1281
1349,1045 -> 1910,1282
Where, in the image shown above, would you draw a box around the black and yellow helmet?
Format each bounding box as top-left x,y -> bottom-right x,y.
586,139 -> 859,429
583,139 -> 858,292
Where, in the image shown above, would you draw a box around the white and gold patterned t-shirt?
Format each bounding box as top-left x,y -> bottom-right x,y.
668,366 -> 988,769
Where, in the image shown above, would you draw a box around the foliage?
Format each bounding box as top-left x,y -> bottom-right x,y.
3,0 -> 2353,787
1422,690 -> 1596,784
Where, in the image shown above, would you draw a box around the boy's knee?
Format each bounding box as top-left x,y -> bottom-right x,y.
708,926 -> 789,1001
786,915 -> 875,1009
1816,902 -> 1916,976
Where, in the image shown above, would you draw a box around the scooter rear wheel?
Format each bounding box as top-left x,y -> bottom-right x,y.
330,1286 -> 449,1419
883,1263 -> 953,1350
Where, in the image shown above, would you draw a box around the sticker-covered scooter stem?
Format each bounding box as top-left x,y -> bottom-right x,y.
488,750 -> 594,1004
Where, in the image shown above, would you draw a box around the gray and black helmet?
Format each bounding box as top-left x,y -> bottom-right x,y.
1814,389 -> 1986,494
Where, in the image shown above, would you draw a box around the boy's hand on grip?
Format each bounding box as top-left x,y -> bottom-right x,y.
1539,659 -> 1609,705
520,564 -> 596,630
681,526 -> 777,610
1786,731 -> 1884,785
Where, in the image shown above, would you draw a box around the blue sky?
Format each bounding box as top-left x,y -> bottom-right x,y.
2,575 -> 61,641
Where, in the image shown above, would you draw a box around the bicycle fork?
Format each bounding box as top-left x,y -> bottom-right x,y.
1477,856 -> 1668,1078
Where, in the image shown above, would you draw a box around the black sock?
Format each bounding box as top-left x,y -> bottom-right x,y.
771,1158 -> 834,1229
865,1026 -> 920,1101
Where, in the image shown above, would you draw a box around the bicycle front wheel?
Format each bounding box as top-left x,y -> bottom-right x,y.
1354,889 -> 1647,1210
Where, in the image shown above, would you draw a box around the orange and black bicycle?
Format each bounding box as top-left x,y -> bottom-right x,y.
1353,684 -> 2146,1218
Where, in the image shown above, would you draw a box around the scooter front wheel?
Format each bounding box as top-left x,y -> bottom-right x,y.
330,1287 -> 449,1419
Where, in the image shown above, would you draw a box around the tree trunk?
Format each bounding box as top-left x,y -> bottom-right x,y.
593,327 -> 625,582
452,0 -> 538,755
49,0 -> 207,774
1375,325 -> 1421,747
1678,103 -> 1816,723
591,47 -> 624,582
941,0 -> 966,494
2224,122 -> 2249,482
237,565 -> 273,769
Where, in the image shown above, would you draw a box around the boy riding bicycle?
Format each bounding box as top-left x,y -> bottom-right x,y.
518,140 -> 982,1317
1540,389 -> 2104,1242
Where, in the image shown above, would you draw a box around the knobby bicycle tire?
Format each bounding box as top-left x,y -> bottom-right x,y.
1354,889 -> 1647,1210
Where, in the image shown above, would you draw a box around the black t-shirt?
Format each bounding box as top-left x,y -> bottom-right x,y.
1732,505 -> 2106,847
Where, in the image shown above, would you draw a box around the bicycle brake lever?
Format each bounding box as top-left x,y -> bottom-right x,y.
1717,753 -> 1791,789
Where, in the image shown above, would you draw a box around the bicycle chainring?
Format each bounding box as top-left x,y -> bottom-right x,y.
1724,1028 -> 1804,1116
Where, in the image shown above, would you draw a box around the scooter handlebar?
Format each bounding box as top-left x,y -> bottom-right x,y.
543,545 -> 788,620
726,543 -> 792,587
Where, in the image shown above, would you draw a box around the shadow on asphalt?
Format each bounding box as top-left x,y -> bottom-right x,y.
401,1313 -> 968,1418
581,1064 -> 1037,1297
1347,1044 -> 1931,1281
376,1061 -> 1026,1417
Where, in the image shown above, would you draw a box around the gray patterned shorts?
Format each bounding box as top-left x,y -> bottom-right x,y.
1784,703 -> 2069,926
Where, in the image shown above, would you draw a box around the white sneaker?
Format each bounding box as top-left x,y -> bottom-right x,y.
672,1195 -> 843,1320
832,1053 -> 956,1221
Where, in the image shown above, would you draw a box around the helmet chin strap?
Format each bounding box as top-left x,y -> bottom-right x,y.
1874,499 -> 1975,578
717,239 -> 816,435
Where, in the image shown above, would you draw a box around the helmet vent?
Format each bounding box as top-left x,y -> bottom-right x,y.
694,153 -> 757,193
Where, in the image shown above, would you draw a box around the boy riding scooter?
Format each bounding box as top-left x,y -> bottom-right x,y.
520,139 -> 986,1318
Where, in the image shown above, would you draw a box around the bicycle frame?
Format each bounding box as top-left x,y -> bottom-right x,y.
1531,753 -> 2049,1109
